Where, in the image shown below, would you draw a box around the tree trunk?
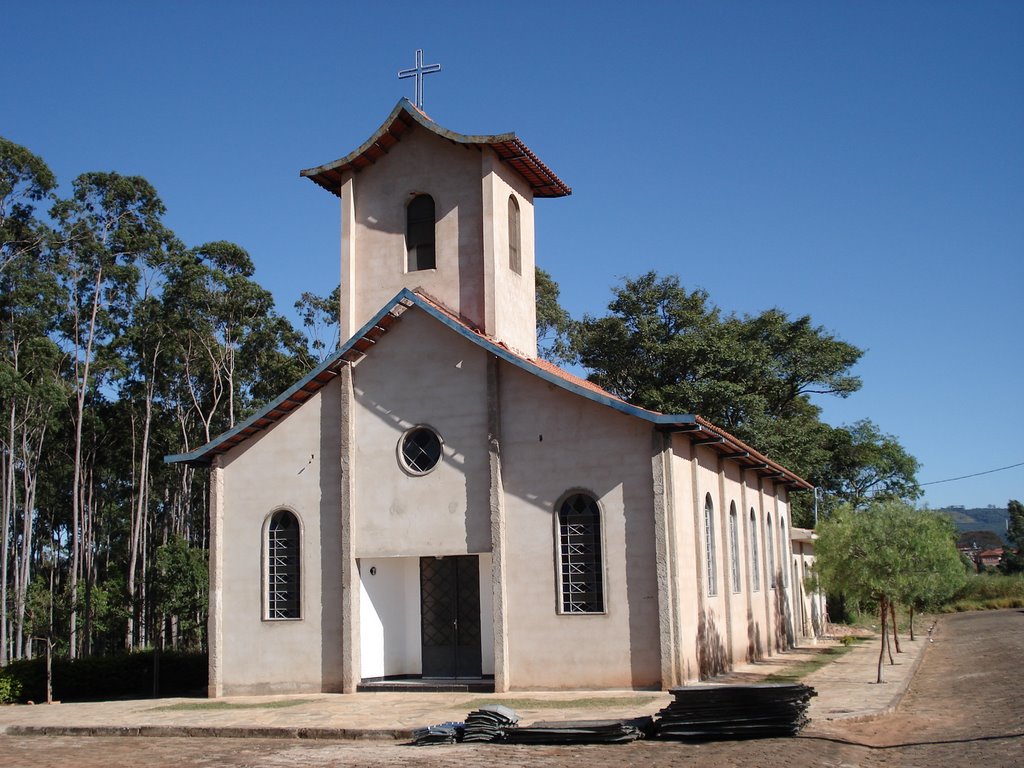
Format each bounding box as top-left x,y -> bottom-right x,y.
876,597 -> 887,684
70,268 -> 103,659
14,419 -> 43,660
909,605 -> 916,641
889,600 -> 902,653
126,372 -> 156,652
1,399 -> 15,666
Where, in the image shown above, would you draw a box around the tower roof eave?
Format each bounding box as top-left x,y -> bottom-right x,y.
300,99 -> 572,198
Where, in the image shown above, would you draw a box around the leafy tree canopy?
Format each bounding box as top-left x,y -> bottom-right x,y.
814,500 -> 965,680
536,267 -> 573,362
0,136 -> 57,273
563,271 -> 919,523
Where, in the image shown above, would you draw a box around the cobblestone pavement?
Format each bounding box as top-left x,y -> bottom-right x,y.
2,610 -> 1021,767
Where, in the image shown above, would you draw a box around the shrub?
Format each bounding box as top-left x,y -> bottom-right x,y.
941,573 -> 1024,612
0,670 -> 23,704
0,650 -> 206,703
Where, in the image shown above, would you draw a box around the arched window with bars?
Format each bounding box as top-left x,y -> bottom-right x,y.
556,493 -> 604,613
266,509 -> 300,619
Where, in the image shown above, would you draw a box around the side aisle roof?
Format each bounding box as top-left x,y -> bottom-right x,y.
300,99 -> 571,198
164,289 -> 810,490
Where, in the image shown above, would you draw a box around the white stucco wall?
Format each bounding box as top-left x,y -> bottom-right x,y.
351,308 -> 492,557
666,436 -> 798,681
499,364 -> 661,689
481,152 -> 537,358
216,381 -> 343,695
358,556 -> 422,679
341,125 -> 485,341
668,437 -> 700,682
692,448 -> 730,677
357,553 -> 494,679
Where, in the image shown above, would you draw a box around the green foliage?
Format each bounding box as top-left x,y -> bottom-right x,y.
0,136 -> 56,273
817,420 -> 921,513
561,271 -> 919,526
943,572 -> 1024,611
536,267 -> 573,362
153,537 -> 208,650
0,650 -> 207,703
1001,499 -> 1024,574
1,137 -> 319,665
0,669 -> 23,703
294,284 -> 340,361
815,501 -> 965,610
815,501 -> 964,681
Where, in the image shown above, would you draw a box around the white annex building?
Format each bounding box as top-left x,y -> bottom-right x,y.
168,100 -> 822,696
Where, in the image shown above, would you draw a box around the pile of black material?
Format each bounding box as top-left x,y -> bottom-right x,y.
503,716 -> 653,745
462,705 -> 520,742
654,684 -> 816,740
411,721 -> 465,745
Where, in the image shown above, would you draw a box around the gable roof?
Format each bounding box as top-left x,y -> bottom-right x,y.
300,99 -> 572,199
164,290 -> 811,490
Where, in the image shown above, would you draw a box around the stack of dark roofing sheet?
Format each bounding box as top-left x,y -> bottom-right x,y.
462,705 -> 520,743
654,684 -> 816,740
503,717 -> 653,745
411,721 -> 465,746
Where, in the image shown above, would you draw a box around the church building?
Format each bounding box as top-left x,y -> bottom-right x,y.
167,99 -> 815,696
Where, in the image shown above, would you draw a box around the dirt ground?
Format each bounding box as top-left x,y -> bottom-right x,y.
2,609 -> 1022,767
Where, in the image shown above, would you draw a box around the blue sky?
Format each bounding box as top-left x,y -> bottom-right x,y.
6,1 -> 1022,509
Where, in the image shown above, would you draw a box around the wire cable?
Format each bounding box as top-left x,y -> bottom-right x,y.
920,460 -> 1024,486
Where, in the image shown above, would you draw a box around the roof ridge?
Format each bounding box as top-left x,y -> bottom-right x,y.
300,100 -> 571,198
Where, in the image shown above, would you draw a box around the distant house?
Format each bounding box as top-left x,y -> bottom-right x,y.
975,549 -> 1004,570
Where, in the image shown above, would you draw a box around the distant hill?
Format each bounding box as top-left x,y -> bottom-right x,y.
937,505 -> 1009,543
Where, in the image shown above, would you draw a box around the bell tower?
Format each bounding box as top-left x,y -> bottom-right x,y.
301,100 -> 570,359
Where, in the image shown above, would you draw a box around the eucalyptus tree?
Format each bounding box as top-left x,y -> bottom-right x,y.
52,172 -> 167,658
295,284 -> 340,362
0,138 -> 64,663
0,137 -> 56,274
113,231 -> 185,650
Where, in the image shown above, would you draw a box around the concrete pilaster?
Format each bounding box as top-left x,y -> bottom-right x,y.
208,456 -> 224,698
339,176 -> 357,343
715,455 -> 734,664
486,355 -> 510,691
651,430 -> 680,688
339,363 -> 359,693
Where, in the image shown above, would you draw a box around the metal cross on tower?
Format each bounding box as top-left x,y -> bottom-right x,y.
398,48 -> 441,109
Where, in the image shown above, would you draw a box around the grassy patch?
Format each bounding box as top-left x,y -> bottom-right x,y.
462,695 -> 662,710
942,596 -> 1024,612
153,698 -> 315,711
761,642 -> 862,684
941,574 -> 1024,612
